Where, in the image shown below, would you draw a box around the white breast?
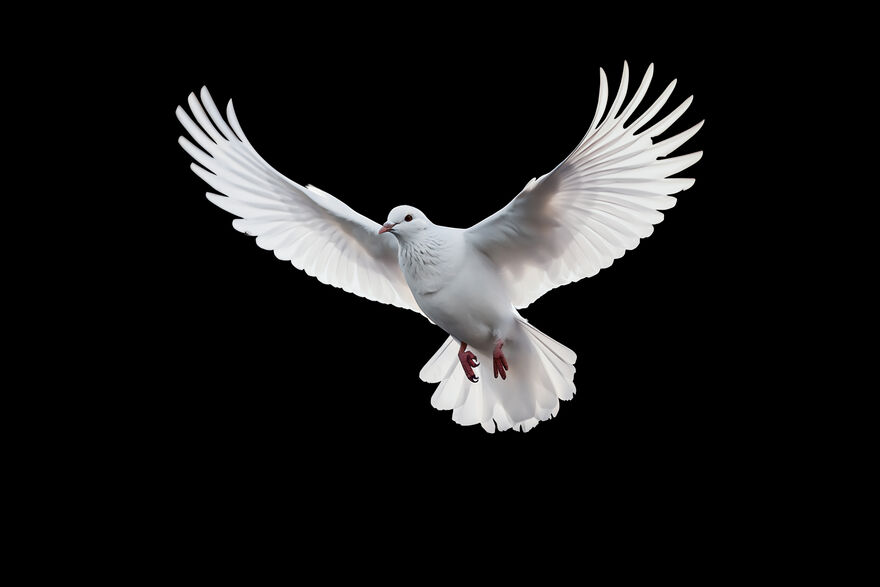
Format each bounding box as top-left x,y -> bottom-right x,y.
399,228 -> 514,351
397,229 -> 460,297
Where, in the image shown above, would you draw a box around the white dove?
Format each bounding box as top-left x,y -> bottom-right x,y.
177,62 -> 702,433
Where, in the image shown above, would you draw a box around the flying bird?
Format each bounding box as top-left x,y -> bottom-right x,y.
176,62 -> 702,433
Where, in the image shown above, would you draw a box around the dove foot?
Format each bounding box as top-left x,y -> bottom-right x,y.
493,341 -> 509,380
458,342 -> 480,383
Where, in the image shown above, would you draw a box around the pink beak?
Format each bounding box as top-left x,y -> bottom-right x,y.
378,222 -> 396,235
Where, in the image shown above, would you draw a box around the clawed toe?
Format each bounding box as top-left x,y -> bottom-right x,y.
458,344 -> 480,384
493,341 -> 509,380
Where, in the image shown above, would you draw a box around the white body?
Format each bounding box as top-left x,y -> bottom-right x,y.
384,216 -> 576,432
176,62 -> 702,432
398,227 -> 513,352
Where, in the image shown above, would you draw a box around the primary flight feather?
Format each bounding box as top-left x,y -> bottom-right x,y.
177,62 -> 702,433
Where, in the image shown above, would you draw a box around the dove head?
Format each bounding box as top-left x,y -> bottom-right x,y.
378,206 -> 433,240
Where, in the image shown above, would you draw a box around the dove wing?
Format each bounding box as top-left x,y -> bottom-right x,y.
466,63 -> 703,309
177,88 -> 423,315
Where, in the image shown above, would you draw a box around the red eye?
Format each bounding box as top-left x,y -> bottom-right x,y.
405,214 -> 413,222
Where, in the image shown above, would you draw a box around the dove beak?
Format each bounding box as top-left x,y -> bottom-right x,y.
378,222 -> 396,234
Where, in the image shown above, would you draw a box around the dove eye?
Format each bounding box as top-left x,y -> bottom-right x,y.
405,214 -> 413,222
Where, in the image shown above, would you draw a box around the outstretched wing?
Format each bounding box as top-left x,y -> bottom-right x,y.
177,87 -> 423,315
466,62 -> 703,309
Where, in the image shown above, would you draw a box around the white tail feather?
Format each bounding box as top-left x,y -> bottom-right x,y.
420,319 -> 576,432
419,336 -> 458,383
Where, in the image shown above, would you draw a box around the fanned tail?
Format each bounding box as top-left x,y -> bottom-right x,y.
419,318 -> 576,433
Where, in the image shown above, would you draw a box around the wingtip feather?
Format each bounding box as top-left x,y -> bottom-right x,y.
677,178 -> 696,192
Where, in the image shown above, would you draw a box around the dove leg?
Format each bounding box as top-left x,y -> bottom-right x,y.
492,340 -> 509,380
458,342 -> 480,384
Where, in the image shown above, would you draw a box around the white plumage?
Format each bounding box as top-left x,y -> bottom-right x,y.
177,62 -> 702,433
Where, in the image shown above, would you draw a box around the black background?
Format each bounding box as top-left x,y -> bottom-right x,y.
108,14 -> 778,507
21,9 -> 858,573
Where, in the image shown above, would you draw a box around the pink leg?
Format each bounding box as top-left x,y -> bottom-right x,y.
493,341 -> 509,380
458,342 -> 480,383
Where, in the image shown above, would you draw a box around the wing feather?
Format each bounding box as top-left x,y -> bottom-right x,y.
178,88 -> 423,315
466,63 -> 702,308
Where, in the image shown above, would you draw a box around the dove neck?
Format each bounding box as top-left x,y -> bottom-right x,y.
398,234 -> 446,264
397,230 -> 458,289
